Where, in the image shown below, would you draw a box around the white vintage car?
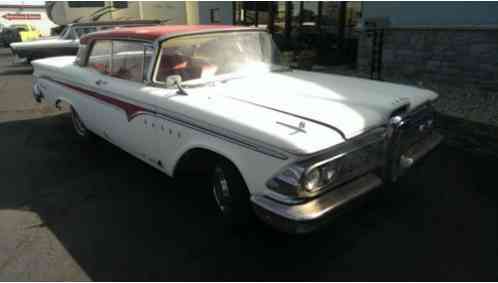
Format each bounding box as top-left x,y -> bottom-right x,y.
31,25 -> 442,233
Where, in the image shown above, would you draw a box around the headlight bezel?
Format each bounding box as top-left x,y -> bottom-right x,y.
266,127 -> 386,202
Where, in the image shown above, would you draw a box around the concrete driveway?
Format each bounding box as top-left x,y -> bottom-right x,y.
0,48 -> 497,281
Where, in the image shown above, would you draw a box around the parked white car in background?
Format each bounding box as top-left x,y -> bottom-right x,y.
10,20 -> 161,62
31,25 -> 442,233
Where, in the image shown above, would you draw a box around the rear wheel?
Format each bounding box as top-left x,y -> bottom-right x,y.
211,158 -> 253,227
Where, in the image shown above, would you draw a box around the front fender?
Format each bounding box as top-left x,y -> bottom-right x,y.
170,136 -> 294,196
171,142 -> 246,183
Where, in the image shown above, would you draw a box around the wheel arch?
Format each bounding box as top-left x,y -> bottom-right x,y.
54,96 -> 74,110
172,145 -> 249,188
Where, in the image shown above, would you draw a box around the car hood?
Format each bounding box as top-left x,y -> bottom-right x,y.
209,70 -> 438,140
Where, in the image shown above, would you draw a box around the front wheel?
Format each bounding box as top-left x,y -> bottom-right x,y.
211,159 -> 253,227
71,107 -> 93,141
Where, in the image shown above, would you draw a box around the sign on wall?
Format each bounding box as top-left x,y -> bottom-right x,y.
2,13 -> 42,21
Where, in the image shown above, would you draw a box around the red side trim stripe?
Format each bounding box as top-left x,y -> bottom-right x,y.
47,78 -> 150,121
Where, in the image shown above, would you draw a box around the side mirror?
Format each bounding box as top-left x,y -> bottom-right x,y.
165,75 -> 182,88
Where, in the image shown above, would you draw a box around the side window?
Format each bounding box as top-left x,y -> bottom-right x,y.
87,40 -> 112,74
111,41 -> 146,83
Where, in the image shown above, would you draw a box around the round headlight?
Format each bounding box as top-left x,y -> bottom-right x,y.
303,168 -> 321,192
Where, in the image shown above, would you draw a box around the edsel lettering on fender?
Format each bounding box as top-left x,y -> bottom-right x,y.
31,25 -> 442,234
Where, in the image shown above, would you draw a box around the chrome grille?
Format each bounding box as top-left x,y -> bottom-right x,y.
338,140 -> 384,185
398,107 -> 435,152
386,104 -> 436,181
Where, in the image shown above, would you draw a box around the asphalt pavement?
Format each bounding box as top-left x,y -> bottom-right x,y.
0,47 -> 497,281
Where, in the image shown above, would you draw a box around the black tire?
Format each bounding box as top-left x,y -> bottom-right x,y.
211,158 -> 253,228
71,107 -> 93,141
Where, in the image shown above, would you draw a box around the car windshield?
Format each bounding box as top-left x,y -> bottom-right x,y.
154,31 -> 289,86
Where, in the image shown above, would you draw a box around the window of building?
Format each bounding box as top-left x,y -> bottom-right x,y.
87,40 -> 112,74
210,8 -> 221,23
241,2 -> 257,26
273,2 -> 286,33
112,1 -> 128,9
301,2 -> 319,27
68,1 -> 105,8
321,2 -> 338,34
232,1 -> 361,66
111,41 -> 147,82
255,2 -> 271,28
289,1 -> 301,31
234,2 -> 271,27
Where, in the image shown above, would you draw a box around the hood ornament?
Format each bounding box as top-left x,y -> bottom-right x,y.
299,121 -> 306,130
276,121 -> 307,135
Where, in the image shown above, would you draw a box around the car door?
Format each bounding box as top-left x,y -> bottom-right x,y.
95,40 -> 161,166
77,40 -> 114,136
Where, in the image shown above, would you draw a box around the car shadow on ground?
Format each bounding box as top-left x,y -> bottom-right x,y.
1,114 -> 498,280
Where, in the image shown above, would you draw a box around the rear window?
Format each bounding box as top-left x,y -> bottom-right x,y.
87,40 -> 112,74
111,41 -> 147,82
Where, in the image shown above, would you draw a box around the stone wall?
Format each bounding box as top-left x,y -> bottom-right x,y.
357,27 -> 498,127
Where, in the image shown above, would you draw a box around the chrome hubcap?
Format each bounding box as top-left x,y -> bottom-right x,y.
213,166 -> 231,213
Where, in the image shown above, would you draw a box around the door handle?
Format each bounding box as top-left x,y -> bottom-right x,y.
95,79 -> 108,86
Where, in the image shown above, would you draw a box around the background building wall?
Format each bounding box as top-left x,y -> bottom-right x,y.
109,1 -> 140,21
46,1 -> 202,26
139,1 -> 187,23
362,1 -> 498,27
357,2 -> 498,127
198,2 -> 233,24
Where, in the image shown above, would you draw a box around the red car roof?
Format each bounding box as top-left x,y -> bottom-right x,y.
80,25 -> 257,44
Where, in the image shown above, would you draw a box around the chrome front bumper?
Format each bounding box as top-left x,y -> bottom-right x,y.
252,131 -> 443,234
252,173 -> 383,234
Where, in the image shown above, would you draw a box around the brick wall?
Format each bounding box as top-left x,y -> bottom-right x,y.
357,27 -> 498,127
